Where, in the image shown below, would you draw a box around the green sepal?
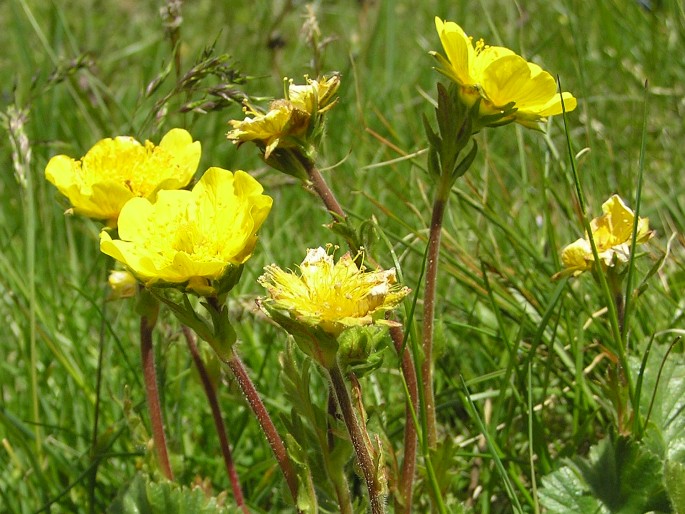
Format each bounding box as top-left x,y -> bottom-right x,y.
214,263 -> 244,298
150,289 -> 236,361
202,299 -> 237,361
135,287 -> 160,326
264,146 -> 312,181
472,100 -> 517,131
424,82 -> 479,186
261,303 -> 339,369
337,326 -> 387,378
327,215 -> 377,256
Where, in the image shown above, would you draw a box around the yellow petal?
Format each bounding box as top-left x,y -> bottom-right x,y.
560,238 -> 593,276
434,17 -> 475,85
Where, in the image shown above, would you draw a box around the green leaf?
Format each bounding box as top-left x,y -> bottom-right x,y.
665,460 -> 685,514
108,473 -> 232,514
539,435 -> 670,514
575,435 -> 669,513
285,433 -> 319,513
539,465 -> 607,514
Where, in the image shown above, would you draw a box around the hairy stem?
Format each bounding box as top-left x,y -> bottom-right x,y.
304,162 -> 347,221
389,324 -> 418,513
225,352 -> 299,504
326,391 -> 354,514
328,360 -> 385,514
182,327 -> 248,512
140,314 -> 174,481
422,192 -> 448,449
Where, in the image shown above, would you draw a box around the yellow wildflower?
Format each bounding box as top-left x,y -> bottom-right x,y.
259,247 -> 410,337
288,74 -> 340,115
431,17 -> 577,128
100,167 -> 272,295
558,195 -> 653,277
227,100 -> 309,159
227,75 -> 340,159
45,129 -> 200,226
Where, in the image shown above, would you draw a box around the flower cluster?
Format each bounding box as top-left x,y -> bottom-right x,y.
227,75 -> 340,159
431,17 -> 577,129
557,195 -> 653,278
45,129 -> 200,227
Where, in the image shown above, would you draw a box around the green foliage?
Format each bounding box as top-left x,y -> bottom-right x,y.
665,461 -> 685,514
539,436 -> 669,514
108,473 -> 231,514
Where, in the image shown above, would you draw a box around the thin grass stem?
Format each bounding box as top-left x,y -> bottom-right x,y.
559,86 -> 636,424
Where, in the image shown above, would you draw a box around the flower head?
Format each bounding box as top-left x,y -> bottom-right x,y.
557,195 -> 654,278
45,128 -> 200,226
259,247 -> 410,337
288,75 -> 340,115
100,167 -> 272,296
227,75 -> 340,160
431,17 -> 577,129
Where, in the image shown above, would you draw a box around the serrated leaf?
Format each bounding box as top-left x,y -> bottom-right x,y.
108,473 -> 231,514
285,434 -> 318,513
665,460 -> 685,513
539,465 -> 607,514
577,435 -> 669,513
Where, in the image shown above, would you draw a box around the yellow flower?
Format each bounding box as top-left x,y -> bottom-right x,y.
558,195 -> 653,277
259,247 -> 410,337
227,75 -> 340,159
45,128 -> 200,226
431,17 -> 577,128
100,167 -> 272,295
288,74 -> 340,115
227,100 -> 310,159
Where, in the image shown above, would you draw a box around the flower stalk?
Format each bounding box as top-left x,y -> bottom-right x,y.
303,158 -> 346,221
225,350 -> 300,503
421,179 -> 450,448
328,360 -> 386,514
139,305 -> 174,481
389,324 -> 419,513
181,326 -> 248,512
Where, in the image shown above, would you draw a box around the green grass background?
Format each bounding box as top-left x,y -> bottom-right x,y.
1,0 -> 684,512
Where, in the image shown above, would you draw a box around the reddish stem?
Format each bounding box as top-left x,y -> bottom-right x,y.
328,361 -> 386,514
225,352 -> 300,504
389,324 -> 418,513
422,196 -> 447,449
305,162 -> 346,221
140,315 -> 174,481
182,326 -> 248,512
